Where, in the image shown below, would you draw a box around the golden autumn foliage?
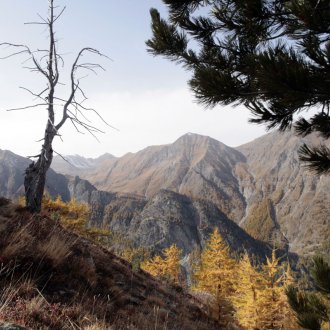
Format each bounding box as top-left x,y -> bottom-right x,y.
192,228 -> 236,323
191,229 -> 300,329
231,253 -> 263,329
120,245 -> 151,270
257,250 -> 298,329
19,195 -> 110,243
141,244 -> 182,284
232,251 -> 298,329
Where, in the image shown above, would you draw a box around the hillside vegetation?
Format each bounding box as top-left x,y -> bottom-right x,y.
0,198 -> 219,329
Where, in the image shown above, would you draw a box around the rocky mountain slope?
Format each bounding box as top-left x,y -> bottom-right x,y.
84,133 -> 246,222
236,130 -> 330,255
0,149 -> 268,261
55,131 -> 329,256
88,189 -> 270,259
1,130 -> 329,257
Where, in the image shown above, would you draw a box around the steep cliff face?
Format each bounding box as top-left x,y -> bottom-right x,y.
127,189 -> 269,258
88,188 -> 270,259
236,131 -> 330,255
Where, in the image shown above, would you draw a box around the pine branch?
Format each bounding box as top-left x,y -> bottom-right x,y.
286,285 -> 327,330
311,256 -> 330,294
295,113 -> 330,138
146,8 -> 189,63
298,144 -> 330,175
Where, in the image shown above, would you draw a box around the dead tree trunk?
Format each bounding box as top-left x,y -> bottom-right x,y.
24,124 -> 56,213
0,0 -> 108,213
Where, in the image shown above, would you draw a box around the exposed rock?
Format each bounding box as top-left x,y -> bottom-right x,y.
82,132 -> 330,256
91,188 -> 271,259
237,130 -> 330,255
67,175 -> 97,203
85,133 -> 246,223
0,323 -> 27,330
2,130 -> 330,257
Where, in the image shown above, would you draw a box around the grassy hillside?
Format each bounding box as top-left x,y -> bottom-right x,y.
0,198 -> 219,330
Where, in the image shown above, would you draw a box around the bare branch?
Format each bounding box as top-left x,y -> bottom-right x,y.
53,150 -> 70,164
5,103 -> 48,112
37,13 -> 48,24
0,42 -> 31,59
69,116 -> 85,134
24,22 -> 48,25
53,6 -> 66,23
71,101 -> 119,131
19,86 -> 49,101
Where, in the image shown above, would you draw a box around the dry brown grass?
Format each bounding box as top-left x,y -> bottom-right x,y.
0,199 -> 220,330
37,229 -> 75,267
83,323 -> 113,330
1,223 -> 33,259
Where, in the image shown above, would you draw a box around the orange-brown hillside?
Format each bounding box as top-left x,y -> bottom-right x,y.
0,198 -> 219,330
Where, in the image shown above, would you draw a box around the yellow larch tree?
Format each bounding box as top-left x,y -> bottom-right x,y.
141,244 -> 182,284
232,252 -> 264,329
193,228 -> 237,323
40,195 -> 110,243
257,250 -> 298,329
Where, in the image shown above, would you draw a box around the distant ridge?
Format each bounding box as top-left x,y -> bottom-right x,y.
52,131 -> 330,256
1,131 -> 329,257
51,152 -> 116,176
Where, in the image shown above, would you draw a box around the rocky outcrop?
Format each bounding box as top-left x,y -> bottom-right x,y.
90,188 -> 270,259
236,130 -> 330,255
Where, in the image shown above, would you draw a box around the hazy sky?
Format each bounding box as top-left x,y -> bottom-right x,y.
0,1 -> 267,158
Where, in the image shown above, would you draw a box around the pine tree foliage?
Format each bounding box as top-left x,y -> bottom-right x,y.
193,228 -> 236,322
147,0 -> 330,174
311,256 -> 330,295
141,244 -> 182,284
287,257 -> 330,330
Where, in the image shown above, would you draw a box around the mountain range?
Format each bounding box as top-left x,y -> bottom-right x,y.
1,130 -> 329,258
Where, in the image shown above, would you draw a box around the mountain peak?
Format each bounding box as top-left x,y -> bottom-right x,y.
175,132 -> 213,142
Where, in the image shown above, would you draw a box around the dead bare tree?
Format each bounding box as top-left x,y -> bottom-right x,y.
0,0 -> 109,213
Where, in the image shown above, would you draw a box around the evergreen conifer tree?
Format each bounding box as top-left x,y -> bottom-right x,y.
147,0 -> 330,173
286,256 -> 330,330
